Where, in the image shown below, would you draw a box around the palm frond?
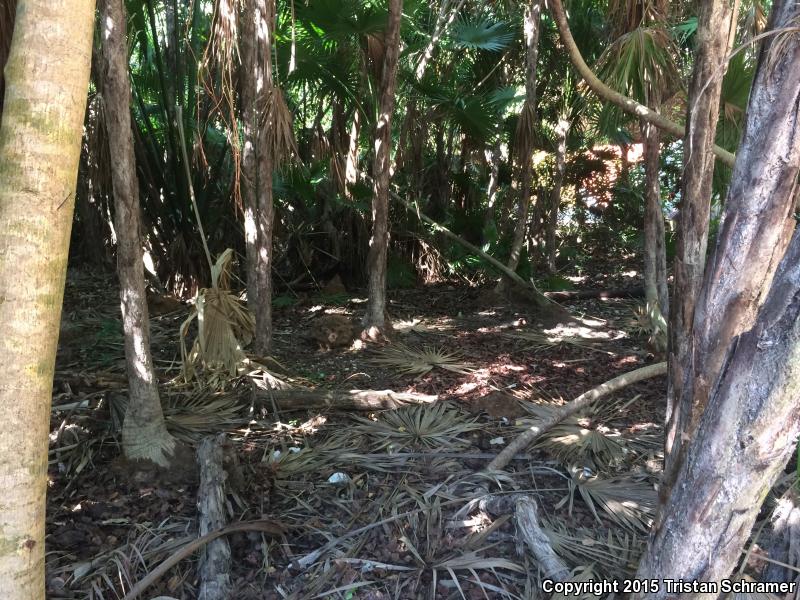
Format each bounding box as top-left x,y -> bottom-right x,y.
371,343 -> 475,377
451,17 -> 514,52
353,404 -> 480,451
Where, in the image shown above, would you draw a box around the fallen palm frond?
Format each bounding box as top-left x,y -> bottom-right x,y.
505,330 -> 615,355
370,343 -> 475,377
353,404 -> 480,451
567,471 -> 656,533
544,522 -> 644,578
180,249 -> 255,385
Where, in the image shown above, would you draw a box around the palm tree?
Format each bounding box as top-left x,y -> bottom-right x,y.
100,0 -> 176,467
0,0 -> 96,595
363,0 -> 403,335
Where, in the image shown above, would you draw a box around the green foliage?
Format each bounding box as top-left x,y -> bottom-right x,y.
387,254 -> 417,289
450,17 -> 515,52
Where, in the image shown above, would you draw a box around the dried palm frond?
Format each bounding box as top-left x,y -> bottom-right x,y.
538,420 -> 628,470
371,343 -> 475,377
505,330 -> 614,355
259,84 -> 297,166
353,404 -> 480,451
180,249 -> 255,385
570,472 -> 656,533
544,522 -> 644,578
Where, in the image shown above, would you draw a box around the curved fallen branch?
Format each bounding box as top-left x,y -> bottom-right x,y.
122,520 -> 286,600
549,0 -> 735,168
484,362 -> 667,472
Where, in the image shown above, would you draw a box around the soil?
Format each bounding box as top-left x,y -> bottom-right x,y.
46,262 -> 667,599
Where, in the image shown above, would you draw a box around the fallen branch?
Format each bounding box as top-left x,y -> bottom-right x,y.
549,0 -> 735,168
256,388 -> 438,411
122,520 -> 285,600
485,362 -> 667,472
515,497 -> 570,582
197,434 -> 231,600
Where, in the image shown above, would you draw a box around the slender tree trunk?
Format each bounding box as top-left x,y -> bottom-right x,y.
241,0 -> 276,353
635,0 -> 800,591
345,106 -> 361,195
498,0 -> 542,293
363,0 -> 402,334
100,0 -> 176,467
545,118 -> 568,273
240,0 -> 259,313
661,0 -> 736,498
482,141 -> 502,236
642,120 -> 669,337
0,0 -> 95,596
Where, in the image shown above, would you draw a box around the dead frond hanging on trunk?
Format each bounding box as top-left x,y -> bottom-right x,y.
180,249 -> 255,385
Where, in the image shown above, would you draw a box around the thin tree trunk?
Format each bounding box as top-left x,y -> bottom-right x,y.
545,118 -> 568,273
0,0 -> 95,596
240,0 -> 259,313
363,0 -> 403,334
661,0 -> 737,498
482,141 -> 501,236
100,0 -> 176,467
642,120 -> 669,338
498,0 -> 542,293
345,102 -> 361,195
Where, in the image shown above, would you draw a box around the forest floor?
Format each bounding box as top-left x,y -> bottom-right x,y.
45,259 -> 668,600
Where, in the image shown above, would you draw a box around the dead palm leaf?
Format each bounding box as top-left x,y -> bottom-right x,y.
505,330 -> 614,355
371,343 -> 475,377
180,249 -> 255,384
353,404 -> 480,451
570,472 -> 656,533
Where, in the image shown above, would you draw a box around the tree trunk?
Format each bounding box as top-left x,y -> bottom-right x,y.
634,226 -> 800,598
641,120 -> 669,339
498,0 -> 542,293
636,0 -> 800,590
662,0 -> 749,498
100,0 -> 176,467
363,0 -> 402,334
545,118 -> 568,273
240,0 -> 260,315
241,0 -> 277,353
0,0 -> 95,596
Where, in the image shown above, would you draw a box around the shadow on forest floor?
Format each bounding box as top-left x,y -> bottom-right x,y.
45,266 -> 667,599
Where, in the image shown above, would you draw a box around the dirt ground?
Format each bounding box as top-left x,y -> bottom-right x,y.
45,263 -> 666,599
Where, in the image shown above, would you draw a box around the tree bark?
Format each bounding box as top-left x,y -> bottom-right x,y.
363,0 -> 403,334
240,0 -> 260,315
662,0 -> 794,499
642,120 -> 669,338
0,0 -> 95,596
100,0 -> 176,467
241,0 -> 276,353
545,118 -> 568,273
634,226 -> 800,599
498,0 -> 542,293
